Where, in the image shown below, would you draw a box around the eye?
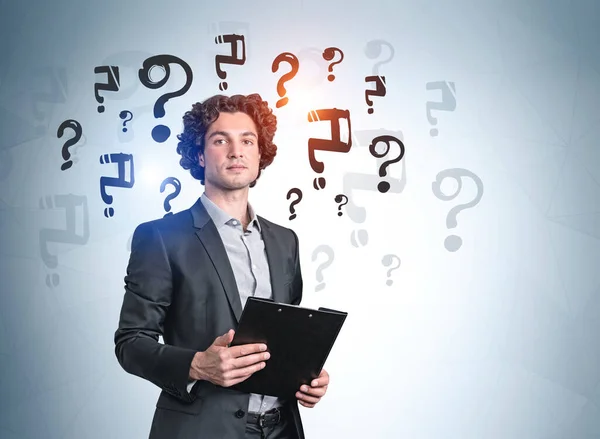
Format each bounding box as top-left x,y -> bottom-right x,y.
243,139 -> 254,145
214,138 -> 227,145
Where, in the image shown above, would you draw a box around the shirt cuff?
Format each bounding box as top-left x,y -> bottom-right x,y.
186,380 -> 197,394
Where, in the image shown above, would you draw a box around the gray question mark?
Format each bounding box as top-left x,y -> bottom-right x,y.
343,128 -> 406,248
38,194 -> 90,287
312,245 -> 334,292
297,46 -> 327,87
382,254 -> 401,286
432,168 -> 483,252
364,39 -> 394,76
426,81 -> 456,137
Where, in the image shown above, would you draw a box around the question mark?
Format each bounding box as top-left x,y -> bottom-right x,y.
432,168 -> 484,252
94,65 -> 120,113
312,245 -> 334,292
119,110 -> 133,132
334,194 -> 348,217
160,177 -> 182,217
214,34 -> 247,90
56,119 -> 83,171
382,254 -> 401,286
272,52 -> 300,108
286,187 -> 303,220
322,47 -> 344,81
426,81 -> 456,137
368,135 -> 405,193
139,54 -> 193,143
364,40 -> 395,76
297,47 -> 327,87
364,76 -> 386,114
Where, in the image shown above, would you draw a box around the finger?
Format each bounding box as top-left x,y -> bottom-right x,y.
231,351 -> 271,369
229,343 -> 268,358
298,384 -> 327,398
222,371 -> 255,387
225,360 -> 267,380
311,374 -> 329,387
296,391 -> 321,404
299,401 -> 316,408
317,369 -> 329,380
213,329 -> 235,347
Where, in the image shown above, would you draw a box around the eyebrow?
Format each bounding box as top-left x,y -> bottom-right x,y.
207,130 -> 257,139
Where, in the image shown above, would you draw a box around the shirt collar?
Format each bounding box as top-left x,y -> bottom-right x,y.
200,192 -> 261,232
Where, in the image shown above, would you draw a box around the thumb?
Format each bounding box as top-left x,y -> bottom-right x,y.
213,329 -> 235,347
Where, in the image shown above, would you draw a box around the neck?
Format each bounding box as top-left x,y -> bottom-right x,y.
204,185 -> 250,225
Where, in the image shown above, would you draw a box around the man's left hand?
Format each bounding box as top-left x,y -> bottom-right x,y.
296,369 -> 329,408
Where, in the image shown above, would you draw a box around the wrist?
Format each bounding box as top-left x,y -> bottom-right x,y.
190,351 -> 206,381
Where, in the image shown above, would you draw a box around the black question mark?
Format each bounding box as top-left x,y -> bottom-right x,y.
286,188 -> 303,220
56,119 -> 83,171
334,194 -> 348,216
368,135 -> 405,193
139,55 -> 193,143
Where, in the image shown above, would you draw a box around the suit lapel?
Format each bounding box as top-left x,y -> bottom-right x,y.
190,198 -> 243,323
189,198 -> 288,324
259,218 -> 286,304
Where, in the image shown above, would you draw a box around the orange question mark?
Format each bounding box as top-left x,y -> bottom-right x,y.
272,52 -> 299,108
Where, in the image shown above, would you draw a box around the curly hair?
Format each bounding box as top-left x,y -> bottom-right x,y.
176,93 -> 277,187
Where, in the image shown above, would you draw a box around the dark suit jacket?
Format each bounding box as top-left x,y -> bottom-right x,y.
114,197 -> 305,439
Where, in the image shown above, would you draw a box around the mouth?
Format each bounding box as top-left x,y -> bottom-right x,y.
227,165 -> 246,170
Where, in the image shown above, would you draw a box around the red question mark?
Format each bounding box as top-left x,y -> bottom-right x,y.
322,47 -> 344,81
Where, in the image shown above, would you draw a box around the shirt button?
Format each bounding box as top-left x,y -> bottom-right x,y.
232,220 -> 238,225
235,409 -> 245,418
252,264 -> 257,270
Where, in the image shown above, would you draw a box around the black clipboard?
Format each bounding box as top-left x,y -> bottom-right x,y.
229,297 -> 348,398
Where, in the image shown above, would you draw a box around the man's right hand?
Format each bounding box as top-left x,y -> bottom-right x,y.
189,329 -> 269,387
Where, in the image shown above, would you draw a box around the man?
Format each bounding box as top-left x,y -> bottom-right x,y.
114,93 -> 329,439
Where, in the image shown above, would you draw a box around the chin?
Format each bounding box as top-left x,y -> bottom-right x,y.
224,179 -> 254,190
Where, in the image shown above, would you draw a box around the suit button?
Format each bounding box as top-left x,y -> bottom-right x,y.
235,409 -> 245,418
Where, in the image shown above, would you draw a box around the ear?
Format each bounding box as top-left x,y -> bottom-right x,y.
198,151 -> 205,168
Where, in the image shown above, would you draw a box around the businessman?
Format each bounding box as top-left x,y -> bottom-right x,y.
114,93 -> 329,438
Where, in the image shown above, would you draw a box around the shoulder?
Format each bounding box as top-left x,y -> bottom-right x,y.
131,208 -> 194,241
258,215 -> 298,238
257,216 -> 301,253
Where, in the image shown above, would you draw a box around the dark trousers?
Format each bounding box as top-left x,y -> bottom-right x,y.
245,407 -> 295,439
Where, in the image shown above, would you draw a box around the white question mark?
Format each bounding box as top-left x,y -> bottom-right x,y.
432,168 -> 484,252
311,245 -> 334,292
382,254 -> 401,286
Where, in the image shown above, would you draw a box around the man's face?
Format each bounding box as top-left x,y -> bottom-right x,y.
199,111 -> 261,192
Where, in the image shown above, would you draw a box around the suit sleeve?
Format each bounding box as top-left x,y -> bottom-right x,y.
290,229 -> 303,306
114,221 -> 198,403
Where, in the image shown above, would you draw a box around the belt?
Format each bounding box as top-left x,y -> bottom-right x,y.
246,407 -> 282,428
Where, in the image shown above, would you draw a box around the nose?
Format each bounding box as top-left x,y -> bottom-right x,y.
228,140 -> 244,158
